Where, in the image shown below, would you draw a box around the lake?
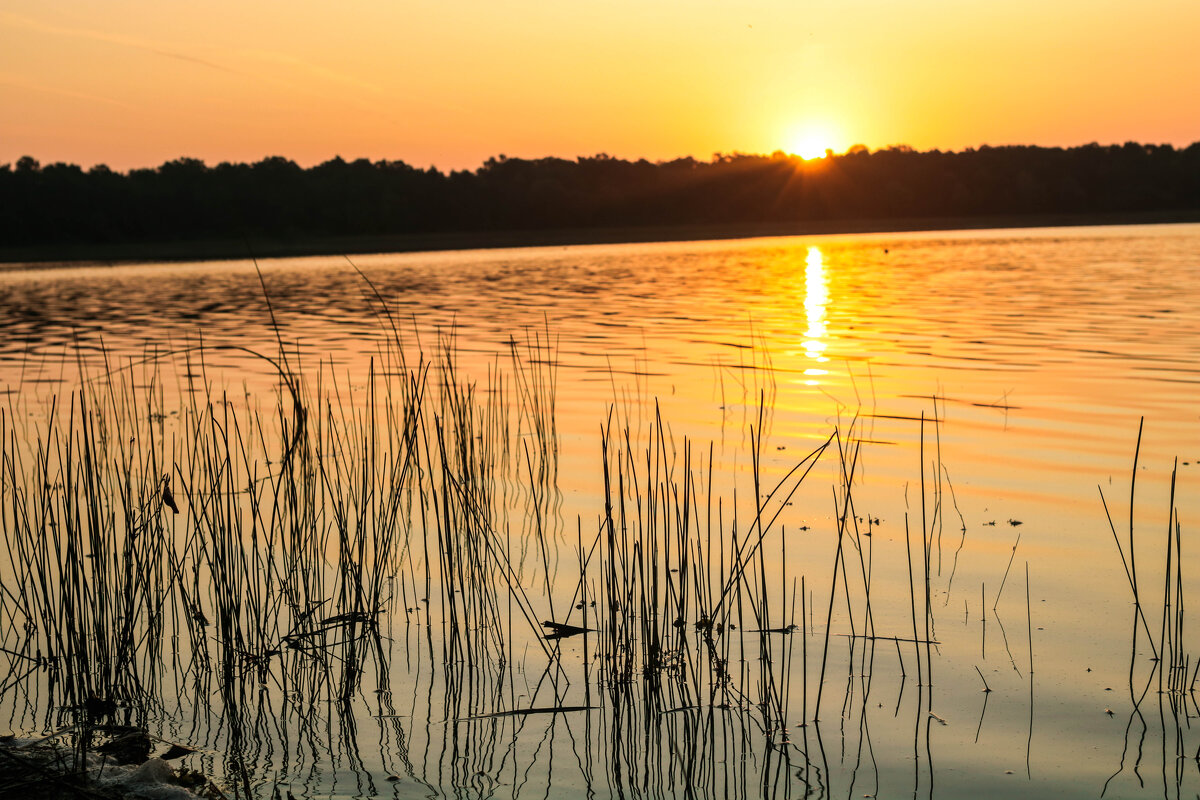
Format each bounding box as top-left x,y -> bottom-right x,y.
2,223 -> 1199,799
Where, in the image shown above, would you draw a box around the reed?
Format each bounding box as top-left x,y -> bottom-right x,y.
0,292 -> 970,800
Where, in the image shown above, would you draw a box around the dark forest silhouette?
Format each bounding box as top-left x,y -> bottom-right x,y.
4,142 -> 1200,250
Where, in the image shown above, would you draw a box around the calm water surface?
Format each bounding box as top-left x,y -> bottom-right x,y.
2,223 -> 1199,799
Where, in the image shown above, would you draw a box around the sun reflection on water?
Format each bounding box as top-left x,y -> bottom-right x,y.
802,245 -> 829,384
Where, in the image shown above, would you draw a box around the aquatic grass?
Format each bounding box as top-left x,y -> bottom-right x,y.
0,297 -> 961,800
1100,421 -> 1200,797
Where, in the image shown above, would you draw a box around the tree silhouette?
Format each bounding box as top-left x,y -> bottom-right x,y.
2,142 -> 1198,252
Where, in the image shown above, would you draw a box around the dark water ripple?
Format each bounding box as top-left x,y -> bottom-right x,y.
2,224 -> 1199,419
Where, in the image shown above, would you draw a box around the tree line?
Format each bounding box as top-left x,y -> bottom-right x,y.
3,141 -> 1200,247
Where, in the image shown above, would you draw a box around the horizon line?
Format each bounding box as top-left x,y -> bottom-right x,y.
6,137 -> 1199,176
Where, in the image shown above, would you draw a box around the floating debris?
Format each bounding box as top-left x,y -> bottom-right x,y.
467,705 -> 594,720
541,620 -> 593,639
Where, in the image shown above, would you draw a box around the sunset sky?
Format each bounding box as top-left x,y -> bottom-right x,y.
2,0 -> 1198,172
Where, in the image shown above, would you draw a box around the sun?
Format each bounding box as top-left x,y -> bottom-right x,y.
786,125 -> 835,160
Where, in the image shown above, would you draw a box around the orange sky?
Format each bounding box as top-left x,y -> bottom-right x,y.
2,0 -> 1198,172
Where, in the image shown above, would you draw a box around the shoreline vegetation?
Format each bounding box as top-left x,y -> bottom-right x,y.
3,141 -> 1199,265
0,309 -> 852,798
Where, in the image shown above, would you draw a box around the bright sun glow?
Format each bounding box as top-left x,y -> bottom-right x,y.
787,125 -> 835,160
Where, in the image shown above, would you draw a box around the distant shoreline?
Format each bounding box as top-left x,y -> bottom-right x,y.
4,209 -> 1198,267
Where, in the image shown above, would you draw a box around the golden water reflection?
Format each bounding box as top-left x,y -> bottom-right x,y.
802,245 -> 829,385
